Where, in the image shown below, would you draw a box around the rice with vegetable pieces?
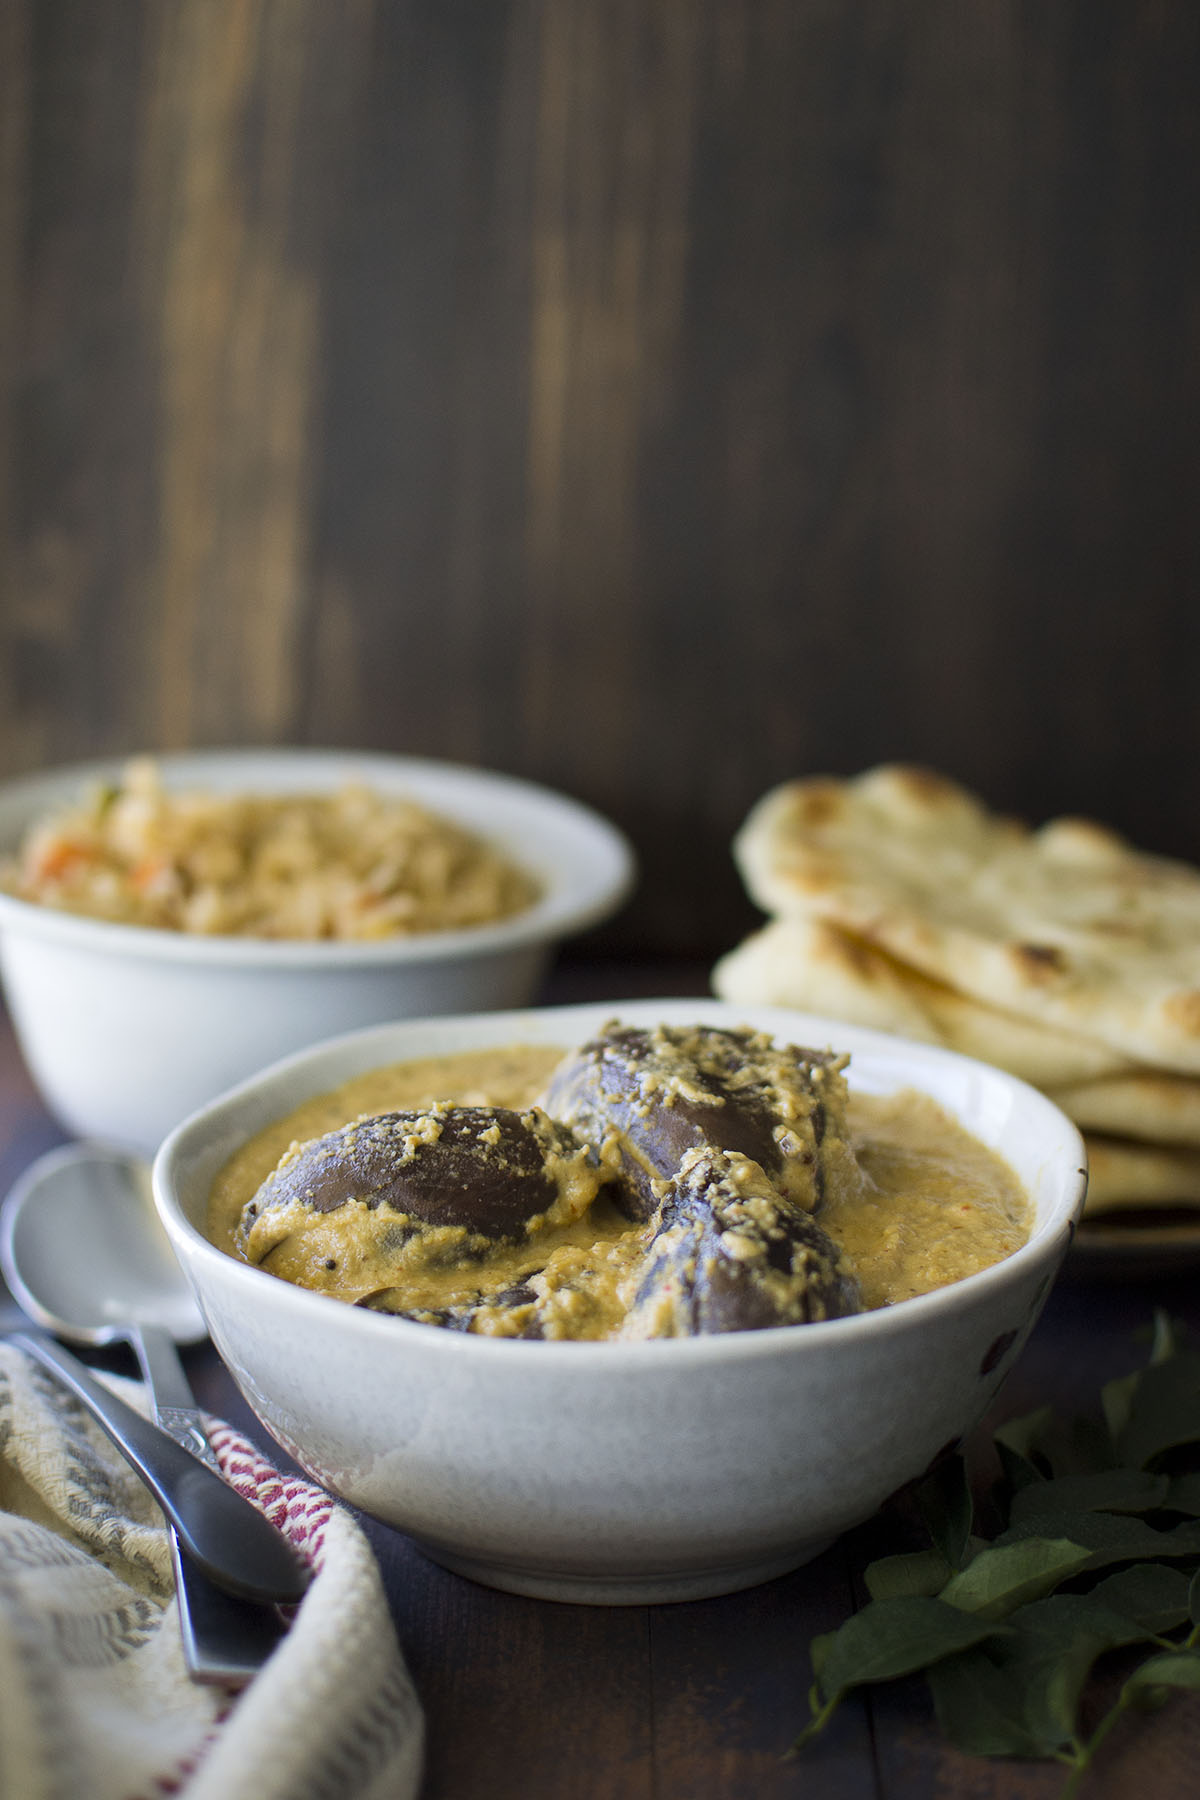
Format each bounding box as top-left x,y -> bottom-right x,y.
1,759 -> 539,940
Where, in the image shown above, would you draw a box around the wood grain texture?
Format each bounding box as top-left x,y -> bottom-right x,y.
2,2 -> 1199,957
139,0 -> 321,746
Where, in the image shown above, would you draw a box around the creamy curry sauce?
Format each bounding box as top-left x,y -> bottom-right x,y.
207,1043 -> 1031,1329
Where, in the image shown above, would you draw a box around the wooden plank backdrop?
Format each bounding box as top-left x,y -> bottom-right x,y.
1,1 -> 1199,959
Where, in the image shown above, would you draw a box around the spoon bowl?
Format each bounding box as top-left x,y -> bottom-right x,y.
1,1142 -> 306,1678
2,1143 -> 207,1346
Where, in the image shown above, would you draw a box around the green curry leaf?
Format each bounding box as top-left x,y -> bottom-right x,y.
914,1455 -> 974,1569
1007,1469 -> 1170,1526
1124,1650 -> 1200,1696
864,1548 -> 953,1602
789,1598 -> 1009,1752
787,1315 -> 1200,1787
994,1509 -> 1200,1570
994,1404 -> 1056,1468
928,1646 -> 1052,1758
812,1597 -> 1008,1702
938,1537 -> 1092,1621
1115,1353 -> 1200,1469
1165,1473 -> 1200,1516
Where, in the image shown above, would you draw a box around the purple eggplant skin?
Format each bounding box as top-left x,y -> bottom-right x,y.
369,1281 -> 547,1339
543,1021 -> 849,1221
240,1105 -> 601,1244
625,1148 -> 862,1336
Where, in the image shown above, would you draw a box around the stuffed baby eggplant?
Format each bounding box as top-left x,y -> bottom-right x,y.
542,1020 -> 856,1221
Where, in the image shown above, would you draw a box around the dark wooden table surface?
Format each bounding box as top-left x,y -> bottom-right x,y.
2,963 -> 1200,1800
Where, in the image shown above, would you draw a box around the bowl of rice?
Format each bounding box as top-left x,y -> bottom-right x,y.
0,748 -> 634,1151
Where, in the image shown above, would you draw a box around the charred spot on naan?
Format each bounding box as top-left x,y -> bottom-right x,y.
1010,942 -> 1068,983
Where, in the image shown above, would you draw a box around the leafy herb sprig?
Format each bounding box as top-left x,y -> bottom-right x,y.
790,1312 -> 1200,1794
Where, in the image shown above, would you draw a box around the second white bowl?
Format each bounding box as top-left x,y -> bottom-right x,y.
0,750 -> 634,1151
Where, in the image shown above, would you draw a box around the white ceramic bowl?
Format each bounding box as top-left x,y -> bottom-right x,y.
0,750 -> 634,1152
153,999 -> 1087,1606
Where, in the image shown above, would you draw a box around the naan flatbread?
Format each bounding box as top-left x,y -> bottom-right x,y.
1049,1072 -> 1200,1149
1082,1135 -> 1200,1214
734,765 -> 1200,1075
713,916 -> 1135,1087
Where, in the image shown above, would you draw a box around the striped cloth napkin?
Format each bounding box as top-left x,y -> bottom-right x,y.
0,1342 -> 423,1800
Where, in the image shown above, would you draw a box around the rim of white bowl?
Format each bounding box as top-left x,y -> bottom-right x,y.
153,999 -> 1089,1364
0,748 -> 636,965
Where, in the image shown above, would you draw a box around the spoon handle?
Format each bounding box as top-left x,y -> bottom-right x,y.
131,1324 -> 222,1466
169,1532 -> 291,1684
126,1324 -> 290,1684
11,1331 -> 309,1605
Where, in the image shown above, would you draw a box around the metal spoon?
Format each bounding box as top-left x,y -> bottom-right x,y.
0,1143 -> 308,1683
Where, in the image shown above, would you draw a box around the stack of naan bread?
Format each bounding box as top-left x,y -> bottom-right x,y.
713,765 -> 1200,1235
